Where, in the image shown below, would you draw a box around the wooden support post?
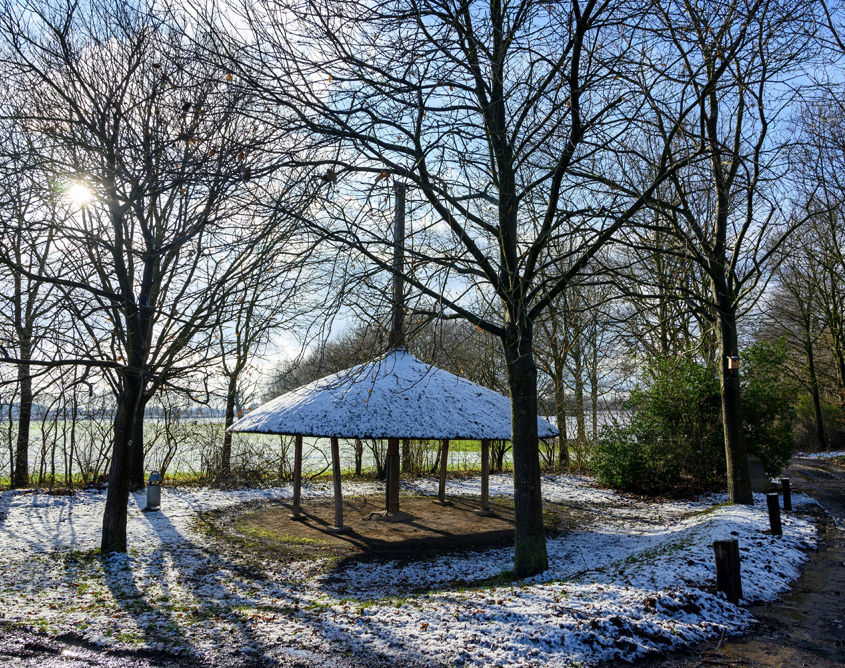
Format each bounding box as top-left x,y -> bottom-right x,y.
328,436 -> 349,532
435,439 -> 451,505
474,439 -> 492,516
290,434 -> 304,520
713,539 -> 743,604
781,478 -> 792,511
767,493 -> 782,536
386,438 -> 400,513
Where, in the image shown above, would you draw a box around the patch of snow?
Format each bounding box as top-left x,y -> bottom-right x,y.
798,450 -> 845,460
0,473 -> 820,667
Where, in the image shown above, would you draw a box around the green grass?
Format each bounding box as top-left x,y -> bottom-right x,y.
234,524 -> 328,546
427,439 -> 479,453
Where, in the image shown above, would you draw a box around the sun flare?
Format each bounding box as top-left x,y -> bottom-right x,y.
67,183 -> 92,205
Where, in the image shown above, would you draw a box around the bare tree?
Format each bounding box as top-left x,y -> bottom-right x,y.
0,0 -> 308,551
765,238 -> 829,449
612,0 -> 818,503
214,227 -> 323,482
790,98 -> 845,400
0,130 -> 68,487
211,0 -> 700,576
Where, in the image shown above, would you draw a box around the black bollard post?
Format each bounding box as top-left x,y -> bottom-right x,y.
766,493 -> 782,536
713,539 -> 743,604
781,478 -> 792,511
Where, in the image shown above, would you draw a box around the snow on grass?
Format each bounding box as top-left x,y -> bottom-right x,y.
0,475 -> 819,667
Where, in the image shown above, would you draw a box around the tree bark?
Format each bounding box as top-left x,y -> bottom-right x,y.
220,372 -> 239,480
401,438 -> 410,473
804,327 -> 828,450
493,440 -> 507,472
503,322 -> 548,577
101,369 -> 144,553
354,438 -> 363,476
554,371 -> 569,470
830,321 -> 845,403
825,266 -> 845,401
716,307 -> 753,505
590,343 -> 598,441
12,332 -> 32,489
130,390 -> 149,491
573,339 -> 587,447
549,316 -> 569,469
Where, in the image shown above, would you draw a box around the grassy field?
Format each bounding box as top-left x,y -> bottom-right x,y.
0,421 -> 514,490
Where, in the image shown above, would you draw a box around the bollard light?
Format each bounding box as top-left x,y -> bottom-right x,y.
146,471 -> 163,511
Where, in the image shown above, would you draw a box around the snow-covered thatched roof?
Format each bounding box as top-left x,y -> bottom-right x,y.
230,348 -> 559,440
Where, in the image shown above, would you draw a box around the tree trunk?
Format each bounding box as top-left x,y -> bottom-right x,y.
220,372 -> 239,480
554,374 -> 568,470
590,345 -> 598,441
573,340 -> 586,446
354,438 -> 363,476
6,391 -> 16,485
68,388 -> 78,486
826,266 -> 845,402
401,438 -> 410,473
12,333 -> 32,488
716,308 -> 753,505
101,369 -> 144,553
831,321 -> 845,403
503,322 -> 548,578
130,390 -> 149,491
493,440 -> 507,472
804,328 -> 827,450
549,317 -> 569,469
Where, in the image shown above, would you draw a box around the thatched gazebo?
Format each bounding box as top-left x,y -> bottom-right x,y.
229,347 -> 559,531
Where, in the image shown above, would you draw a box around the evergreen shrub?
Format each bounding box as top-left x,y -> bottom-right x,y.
592,340 -> 794,495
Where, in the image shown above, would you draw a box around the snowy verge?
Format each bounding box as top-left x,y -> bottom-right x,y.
0,474 -> 820,667
797,450 -> 845,460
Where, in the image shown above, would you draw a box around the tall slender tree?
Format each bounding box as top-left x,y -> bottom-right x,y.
0,0 -> 309,551
0,130 -> 67,488
611,0 -> 818,503
210,0 -> 702,574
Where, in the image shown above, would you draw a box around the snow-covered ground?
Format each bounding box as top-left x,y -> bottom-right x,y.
0,474 -> 819,667
798,450 -> 845,459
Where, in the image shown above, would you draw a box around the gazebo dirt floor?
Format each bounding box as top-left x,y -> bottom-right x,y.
204,495 -> 586,563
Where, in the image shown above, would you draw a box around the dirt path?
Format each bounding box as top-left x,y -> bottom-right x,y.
625,456 -> 845,668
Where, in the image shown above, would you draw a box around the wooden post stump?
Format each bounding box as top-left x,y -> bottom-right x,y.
781,478 -> 792,511
327,436 -> 350,533
290,434 -> 304,520
767,493 -> 782,536
713,539 -> 742,604
435,439 -> 452,505
474,439 -> 492,516
386,438 -> 400,513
